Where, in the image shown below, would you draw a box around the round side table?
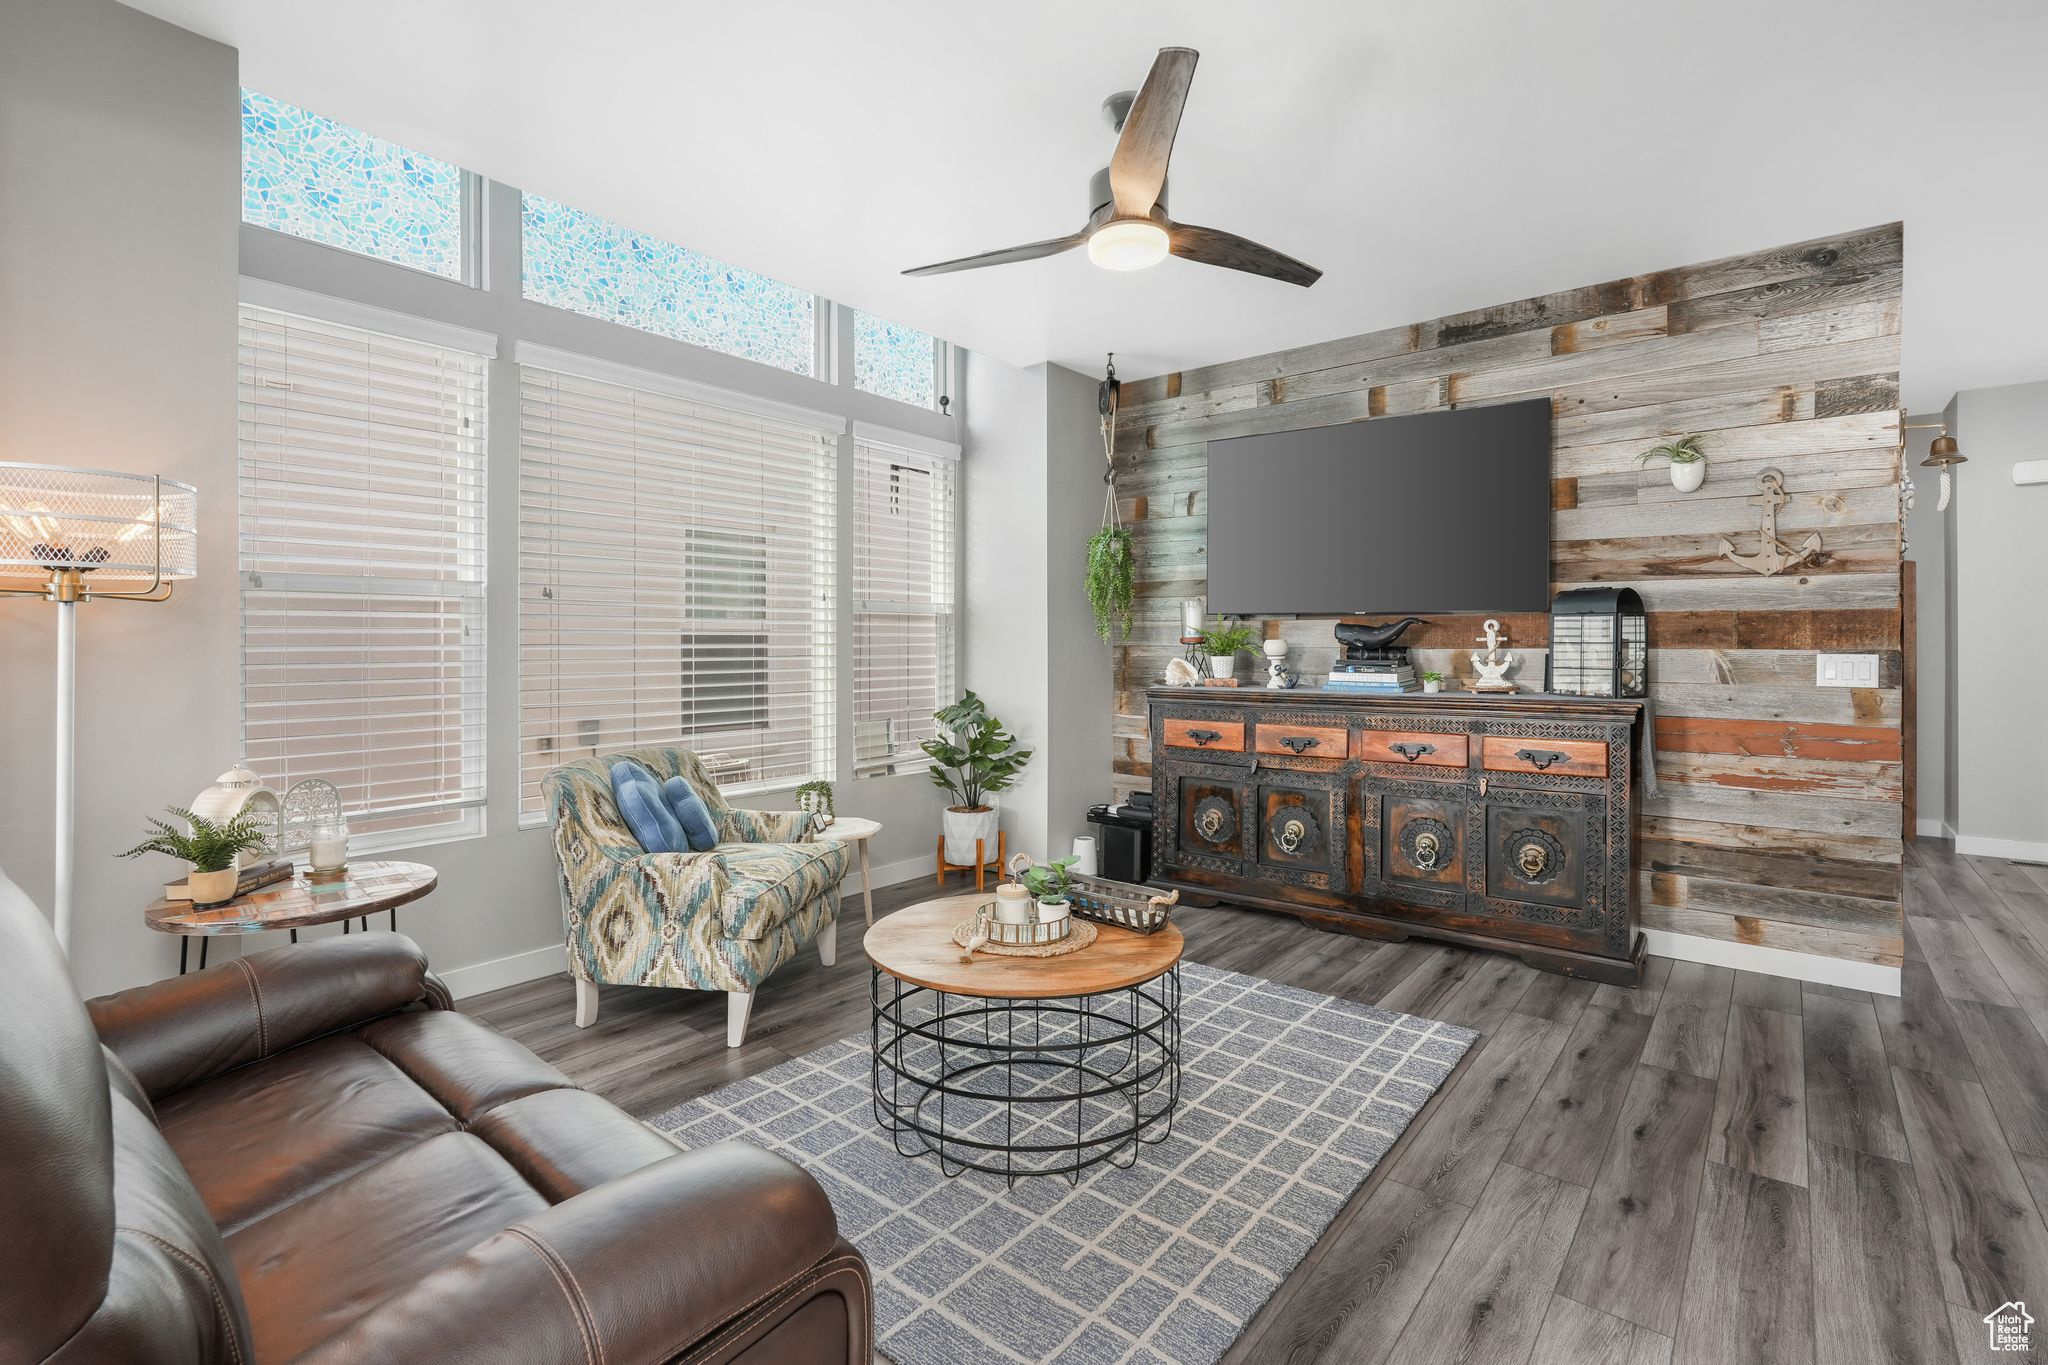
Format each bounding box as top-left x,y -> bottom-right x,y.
823,816 -> 882,925
145,860 -> 438,973
863,892 -> 1184,1185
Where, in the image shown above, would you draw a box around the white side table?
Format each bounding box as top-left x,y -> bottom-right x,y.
823,816 -> 882,925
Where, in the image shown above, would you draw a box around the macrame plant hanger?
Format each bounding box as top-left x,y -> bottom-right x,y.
1099,353 -> 1120,532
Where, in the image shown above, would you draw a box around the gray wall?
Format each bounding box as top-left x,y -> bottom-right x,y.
0,0 -> 239,998
1948,379 -> 2048,852
1903,416 -> 1948,835
960,355 -> 1114,867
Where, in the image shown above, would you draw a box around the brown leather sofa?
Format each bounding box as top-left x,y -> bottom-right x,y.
0,870 -> 870,1364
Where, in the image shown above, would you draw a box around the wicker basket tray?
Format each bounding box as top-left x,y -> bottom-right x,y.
1006,855 -> 1179,934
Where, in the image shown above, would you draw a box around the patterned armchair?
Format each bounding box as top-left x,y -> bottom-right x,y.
544,746 -> 848,1047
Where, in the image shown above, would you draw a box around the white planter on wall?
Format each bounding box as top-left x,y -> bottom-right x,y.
1671,460 -> 1707,493
942,802 -> 1000,867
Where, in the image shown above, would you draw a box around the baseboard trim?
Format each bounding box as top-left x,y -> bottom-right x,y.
1916,818 -> 1952,840
846,850 -> 938,892
1640,927 -> 1901,997
441,944 -> 565,1000
1953,832 -> 2048,862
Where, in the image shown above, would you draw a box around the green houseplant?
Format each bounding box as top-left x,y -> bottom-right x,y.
1020,855 -> 1079,910
118,805 -> 271,905
794,777 -> 835,828
921,691 -> 1034,866
1638,434 -> 1708,492
1085,524 -> 1137,642
1199,620 -> 1259,681
1420,670 -> 1445,694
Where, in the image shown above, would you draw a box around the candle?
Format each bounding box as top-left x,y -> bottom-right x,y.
309,828 -> 348,870
1181,598 -> 1205,637
994,883 -> 1032,925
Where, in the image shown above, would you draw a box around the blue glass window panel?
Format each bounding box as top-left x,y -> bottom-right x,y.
241,90 -> 466,280
521,195 -> 816,377
853,313 -> 939,409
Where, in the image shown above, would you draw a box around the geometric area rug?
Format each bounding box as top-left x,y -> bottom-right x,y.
652,962 -> 1476,1365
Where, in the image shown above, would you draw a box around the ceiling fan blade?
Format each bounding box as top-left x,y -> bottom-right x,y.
1169,223 -> 1323,287
1110,47 -> 1198,218
902,230 -> 1090,276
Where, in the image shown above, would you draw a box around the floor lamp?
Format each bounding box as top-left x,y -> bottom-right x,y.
1,463 -> 198,954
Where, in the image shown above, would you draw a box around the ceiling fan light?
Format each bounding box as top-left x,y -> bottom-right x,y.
1087,219 -> 1170,271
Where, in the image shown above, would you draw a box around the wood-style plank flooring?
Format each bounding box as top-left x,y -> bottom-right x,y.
466,839 -> 2048,1364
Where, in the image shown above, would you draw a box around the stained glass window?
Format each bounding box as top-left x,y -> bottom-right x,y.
853,313 -> 940,409
241,90 -> 467,280
521,195 -> 816,377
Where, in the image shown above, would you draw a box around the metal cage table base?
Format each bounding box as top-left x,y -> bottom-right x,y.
869,963 -> 1181,1186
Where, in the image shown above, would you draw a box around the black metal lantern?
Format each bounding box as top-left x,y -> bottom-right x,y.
1545,587 -> 1647,698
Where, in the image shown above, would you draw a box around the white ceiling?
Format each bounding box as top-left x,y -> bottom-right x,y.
126,0 -> 2048,410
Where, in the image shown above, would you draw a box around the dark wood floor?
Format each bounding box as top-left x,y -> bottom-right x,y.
467,840 -> 2048,1365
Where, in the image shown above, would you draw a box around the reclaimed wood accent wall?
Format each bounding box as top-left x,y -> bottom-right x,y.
1111,223 -> 1905,969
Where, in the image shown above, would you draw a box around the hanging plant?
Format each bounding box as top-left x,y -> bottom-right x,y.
1087,524 -> 1137,641
1086,352 -> 1137,643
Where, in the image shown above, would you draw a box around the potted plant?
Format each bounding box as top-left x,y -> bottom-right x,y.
1019,855 -> 1079,923
118,805 -> 271,905
1086,524 -> 1136,643
1639,434 -> 1708,492
1199,620 -> 1258,680
921,691 -> 1034,867
1421,670 -> 1445,694
794,777 -> 835,828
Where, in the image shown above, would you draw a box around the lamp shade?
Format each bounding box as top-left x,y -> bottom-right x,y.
0,462 -> 197,583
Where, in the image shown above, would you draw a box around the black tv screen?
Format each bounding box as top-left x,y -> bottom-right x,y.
1205,398 -> 1552,616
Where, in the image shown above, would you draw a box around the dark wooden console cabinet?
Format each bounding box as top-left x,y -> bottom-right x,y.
1148,687 -> 1646,985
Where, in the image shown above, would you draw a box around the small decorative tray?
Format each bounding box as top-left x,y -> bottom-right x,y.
980,904 -> 1071,946
1065,872 -> 1179,935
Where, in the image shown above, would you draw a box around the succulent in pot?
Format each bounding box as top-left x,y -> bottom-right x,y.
1420,670 -> 1446,694
1638,435 -> 1709,493
921,691 -> 1033,866
1019,855 -> 1080,922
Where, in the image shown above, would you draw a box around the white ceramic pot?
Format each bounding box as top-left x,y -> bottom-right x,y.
1036,898 -> 1071,930
1670,459 -> 1706,493
1208,654 -> 1237,680
943,803 -> 999,867
1423,679 -> 1443,694
187,868 -> 239,905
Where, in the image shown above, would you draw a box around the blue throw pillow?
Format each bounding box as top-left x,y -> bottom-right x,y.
610,761 -> 684,854
662,776 -> 719,852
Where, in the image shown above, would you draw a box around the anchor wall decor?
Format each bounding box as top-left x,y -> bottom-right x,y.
1719,469 -> 1823,577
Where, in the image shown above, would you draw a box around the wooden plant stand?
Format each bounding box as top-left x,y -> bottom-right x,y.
935,830 -> 1007,892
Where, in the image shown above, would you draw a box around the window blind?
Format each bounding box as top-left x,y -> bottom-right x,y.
852,435 -> 957,778
237,304 -> 488,841
519,365 -> 838,821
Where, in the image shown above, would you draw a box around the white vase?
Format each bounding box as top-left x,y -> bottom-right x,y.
1670,460 -> 1706,493
187,868 -> 239,906
1423,679 -> 1443,694
1208,654 -> 1236,680
942,803 -> 999,867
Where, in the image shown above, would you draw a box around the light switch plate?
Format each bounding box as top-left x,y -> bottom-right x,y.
1816,653 -> 1879,687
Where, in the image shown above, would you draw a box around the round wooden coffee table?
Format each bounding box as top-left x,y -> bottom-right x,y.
864,892 -> 1184,1184
145,860 -> 438,973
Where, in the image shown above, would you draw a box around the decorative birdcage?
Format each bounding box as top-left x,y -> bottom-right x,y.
1544,587 -> 1647,698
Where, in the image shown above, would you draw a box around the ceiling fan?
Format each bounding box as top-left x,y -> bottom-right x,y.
903,47 -> 1322,287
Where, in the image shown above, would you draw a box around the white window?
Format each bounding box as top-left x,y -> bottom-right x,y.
852,430 -> 958,777
237,304 -> 488,844
518,358 -> 839,822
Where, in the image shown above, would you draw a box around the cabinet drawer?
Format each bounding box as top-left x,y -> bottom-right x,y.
1253,722 -> 1347,759
1481,736 -> 1608,778
1163,718 -> 1245,752
1353,730 -> 1470,768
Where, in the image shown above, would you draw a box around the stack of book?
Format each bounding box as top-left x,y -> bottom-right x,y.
1324,661 -> 1420,693
162,858 -> 294,902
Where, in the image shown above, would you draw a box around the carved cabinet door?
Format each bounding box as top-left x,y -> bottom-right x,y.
1483,794 -> 1597,909
1169,771 -> 1251,868
1379,789 -> 1469,892
1257,779 -> 1343,884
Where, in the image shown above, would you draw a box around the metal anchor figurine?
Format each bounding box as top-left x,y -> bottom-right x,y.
1720,470 -> 1822,577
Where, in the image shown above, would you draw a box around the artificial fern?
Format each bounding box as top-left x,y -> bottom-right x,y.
1086,524 -> 1137,642
117,806 -> 271,873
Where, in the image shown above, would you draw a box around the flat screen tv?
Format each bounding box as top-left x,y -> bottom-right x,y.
1205,397 -> 1552,616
